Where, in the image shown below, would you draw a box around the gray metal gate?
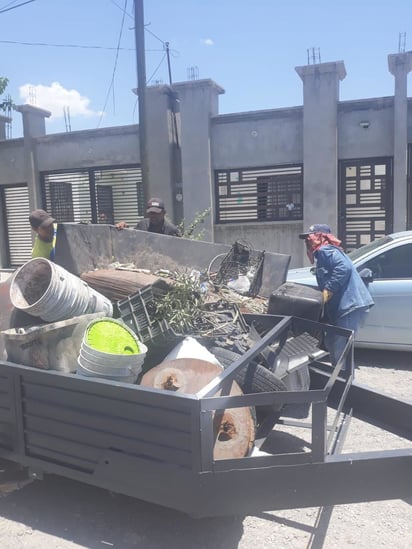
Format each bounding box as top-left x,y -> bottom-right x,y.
338,158 -> 393,251
41,165 -> 144,227
215,165 -> 303,223
1,184 -> 31,267
407,144 -> 412,230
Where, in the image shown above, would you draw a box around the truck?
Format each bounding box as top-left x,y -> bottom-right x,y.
0,223 -> 411,517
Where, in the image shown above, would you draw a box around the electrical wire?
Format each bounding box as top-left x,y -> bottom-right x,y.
0,0 -> 34,14
144,25 -> 166,46
0,0 -> 20,11
132,52 -> 166,122
0,39 -> 162,52
147,52 -> 166,84
97,0 -> 128,128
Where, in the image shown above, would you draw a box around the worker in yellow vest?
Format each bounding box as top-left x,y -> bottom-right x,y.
29,209 -> 57,261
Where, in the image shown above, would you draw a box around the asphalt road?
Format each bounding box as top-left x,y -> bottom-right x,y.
0,348 -> 411,549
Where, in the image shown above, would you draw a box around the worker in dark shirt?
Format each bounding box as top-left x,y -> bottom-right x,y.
116,197 -> 181,236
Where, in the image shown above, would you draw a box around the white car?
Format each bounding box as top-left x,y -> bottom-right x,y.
287,231 -> 412,351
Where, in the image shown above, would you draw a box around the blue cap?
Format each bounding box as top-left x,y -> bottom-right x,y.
299,224 -> 332,239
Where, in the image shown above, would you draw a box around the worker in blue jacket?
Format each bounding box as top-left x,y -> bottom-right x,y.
299,224 -> 374,367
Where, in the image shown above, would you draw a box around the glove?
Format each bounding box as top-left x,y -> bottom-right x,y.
115,221 -> 129,230
322,289 -> 333,303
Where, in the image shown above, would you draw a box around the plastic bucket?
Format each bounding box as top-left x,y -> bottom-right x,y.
79,347 -> 144,375
79,345 -> 146,370
76,359 -> 138,384
9,258 -> 113,322
77,318 -> 147,382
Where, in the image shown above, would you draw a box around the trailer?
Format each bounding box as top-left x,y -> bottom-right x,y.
0,224 -> 411,517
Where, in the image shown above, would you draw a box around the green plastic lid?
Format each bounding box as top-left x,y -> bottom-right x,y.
85,319 -> 140,355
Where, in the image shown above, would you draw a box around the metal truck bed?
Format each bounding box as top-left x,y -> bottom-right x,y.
1,314 -> 411,517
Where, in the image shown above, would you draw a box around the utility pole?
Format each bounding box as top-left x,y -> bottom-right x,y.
134,0 -> 150,203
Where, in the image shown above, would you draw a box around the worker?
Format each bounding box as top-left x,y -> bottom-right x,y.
299,223 -> 374,367
29,209 -> 58,260
116,197 -> 181,236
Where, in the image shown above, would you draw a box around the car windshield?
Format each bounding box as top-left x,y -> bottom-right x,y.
347,235 -> 394,261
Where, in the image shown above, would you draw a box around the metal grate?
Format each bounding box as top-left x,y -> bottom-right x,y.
41,165 -> 143,226
2,185 -> 31,267
215,165 -> 303,223
338,158 -> 393,251
407,144 -> 412,230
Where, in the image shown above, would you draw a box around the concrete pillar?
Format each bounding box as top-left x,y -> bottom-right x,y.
144,85 -> 175,217
171,79 -> 224,241
295,61 -> 346,260
0,114 -> 11,140
388,52 -> 412,232
14,104 -> 51,211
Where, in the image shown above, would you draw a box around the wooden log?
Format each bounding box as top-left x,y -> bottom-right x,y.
141,358 -> 255,460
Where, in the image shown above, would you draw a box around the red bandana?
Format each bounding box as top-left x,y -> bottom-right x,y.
305,232 -> 343,264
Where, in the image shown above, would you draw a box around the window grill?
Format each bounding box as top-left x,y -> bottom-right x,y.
41,165 -> 143,226
338,158 -> 393,251
215,165 -> 303,223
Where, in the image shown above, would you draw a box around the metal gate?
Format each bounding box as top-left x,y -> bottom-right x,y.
1,184 -> 31,268
338,158 -> 393,251
41,165 -> 143,226
215,164 -> 303,223
407,144 -> 412,230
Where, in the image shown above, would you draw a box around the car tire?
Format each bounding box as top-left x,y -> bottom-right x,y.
209,347 -> 287,424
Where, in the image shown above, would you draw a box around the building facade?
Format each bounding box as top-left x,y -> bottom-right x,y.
1,52 -> 411,269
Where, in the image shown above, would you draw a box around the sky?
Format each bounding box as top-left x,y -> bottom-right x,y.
1,0 -> 412,138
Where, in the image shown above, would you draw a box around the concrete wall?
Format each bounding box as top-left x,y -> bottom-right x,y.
0,139 -> 26,184
211,108 -> 303,168
36,126 -> 140,170
408,98 -> 412,141
338,98 -> 394,158
210,108 -> 304,265
213,221 -> 303,268
1,54 -> 412,271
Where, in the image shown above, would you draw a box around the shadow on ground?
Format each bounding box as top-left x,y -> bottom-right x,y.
355,349 -> 411,371
0,474 -> 244,549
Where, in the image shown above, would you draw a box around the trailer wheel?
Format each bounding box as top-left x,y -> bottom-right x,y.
209,347 -> 286,423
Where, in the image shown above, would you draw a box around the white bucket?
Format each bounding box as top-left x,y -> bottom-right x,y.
76,318 -> 147,383
9,258 -> 113,322
76,359 -> 138,384
79,344 -> 147,370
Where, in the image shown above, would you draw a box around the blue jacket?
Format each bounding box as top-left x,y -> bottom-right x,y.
314,244 -> 374,322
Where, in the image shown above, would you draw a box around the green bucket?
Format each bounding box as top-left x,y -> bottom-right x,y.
78,319 -> 147,383
85,318 -> 141,355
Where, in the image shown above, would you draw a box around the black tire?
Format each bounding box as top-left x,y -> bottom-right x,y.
209,346 -> 287,424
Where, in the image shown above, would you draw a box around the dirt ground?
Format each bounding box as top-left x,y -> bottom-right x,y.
0,348 -> 411,549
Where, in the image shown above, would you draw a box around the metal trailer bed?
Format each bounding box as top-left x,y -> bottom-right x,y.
0,313 -> 411,517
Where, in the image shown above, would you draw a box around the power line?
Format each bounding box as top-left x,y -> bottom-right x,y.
0,0 -> 35,15
144,24 -> 166,46
147,52 -> 166,84
0,39 -> 163,52
97,0 -> 128,128
112,0 -> 169,47
0,0 -> 21,11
